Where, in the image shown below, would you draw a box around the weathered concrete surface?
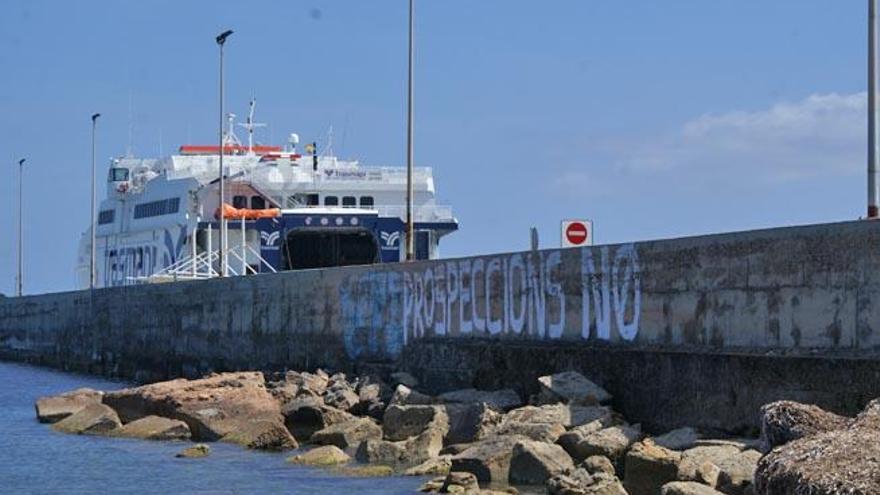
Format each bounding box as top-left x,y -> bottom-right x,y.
2,220 -> 880,431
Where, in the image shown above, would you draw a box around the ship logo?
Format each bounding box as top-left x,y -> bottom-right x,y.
380,231 -> 400,249
261,231 -> 280,246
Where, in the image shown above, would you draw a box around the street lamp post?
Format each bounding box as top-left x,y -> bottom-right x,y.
405,0 -> 415,261
870,0 -> 880,218
90,113 -> 101,290
16,158 -> 25,297
216,29 -> 233,277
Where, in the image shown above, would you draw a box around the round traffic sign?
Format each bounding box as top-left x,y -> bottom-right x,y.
565,222 -> 588,245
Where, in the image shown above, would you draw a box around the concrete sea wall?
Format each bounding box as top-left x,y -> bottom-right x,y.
2,220 -> 880,432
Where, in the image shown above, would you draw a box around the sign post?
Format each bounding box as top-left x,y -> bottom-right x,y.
561,220 -> 593,247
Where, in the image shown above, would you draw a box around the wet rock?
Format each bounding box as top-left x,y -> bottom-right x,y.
661,482 -> 725,495
390,371 -> 419,388
444,403 -> 502,445
283,395 -> 355,441
221,419 -> 298,450
112,415 -> 191,441
35,388 -> 103,423
404,455 -> 453,476
442,471 -> 480,493
287,445 -> 351,466
450,434 -> 529,483
537,371 -> 611,406
389,384 -> 435,406
505,404 -> 612,429
490,420 -> 565,444
438,388 -> 523,412
336,464 -> 394,477
310,417 -> 382,450
653,427 -> 700,451
623,440 -> 682,495
547,470 -> 627,495
582,455 -> 616,476
175,444 -> 211,458
103,372 -> 285,441
383,405 -> 449,441
509,439 -> 575,485
566,424 -> 643,463
759,400 -> 849,451
52,403 -> 121,435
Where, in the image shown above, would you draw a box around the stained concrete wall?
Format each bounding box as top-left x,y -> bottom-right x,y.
2,220 -> 880,432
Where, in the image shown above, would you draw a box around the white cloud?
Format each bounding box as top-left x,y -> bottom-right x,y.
616,92 -> 866,183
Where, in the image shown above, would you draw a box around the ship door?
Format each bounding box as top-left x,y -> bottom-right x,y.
281,228 -> 379,270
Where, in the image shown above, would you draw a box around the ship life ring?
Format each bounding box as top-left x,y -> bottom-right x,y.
116,182 -> 129,193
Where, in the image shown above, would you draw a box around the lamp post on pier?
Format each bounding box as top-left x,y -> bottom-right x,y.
16,158 -> 25,296
216,29 -> 233,276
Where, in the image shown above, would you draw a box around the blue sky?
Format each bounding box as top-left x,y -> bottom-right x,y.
0,1 -> 869,295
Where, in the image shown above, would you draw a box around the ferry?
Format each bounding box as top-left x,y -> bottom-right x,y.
75,101 -> 458,288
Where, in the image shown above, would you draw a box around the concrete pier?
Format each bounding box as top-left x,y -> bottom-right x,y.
2,219 -> 880,432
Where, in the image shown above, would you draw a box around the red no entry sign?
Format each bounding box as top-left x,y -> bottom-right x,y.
561,220 -> 593,247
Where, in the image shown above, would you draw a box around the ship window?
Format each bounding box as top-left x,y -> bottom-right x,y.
108,168 -> 129,182
342,196 -> 356,208
324,196 -> 339,206
307,194 -> 319,206
98,209 -> 115,225
286,196 -> 299,208
133,198 -> 181,219
359,196 -> 374,208
251,196 -> 266,209
233,195 -> 248,209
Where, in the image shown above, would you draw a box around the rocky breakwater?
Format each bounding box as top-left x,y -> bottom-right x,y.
36,369 -> 770,495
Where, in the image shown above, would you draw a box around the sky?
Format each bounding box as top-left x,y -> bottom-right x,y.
0,0 -> 870,295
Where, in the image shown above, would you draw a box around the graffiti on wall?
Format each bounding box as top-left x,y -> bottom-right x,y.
340,244 -> 641,359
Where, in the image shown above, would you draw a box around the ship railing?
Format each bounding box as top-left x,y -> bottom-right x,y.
130,240 -> 277,284
373,205 -> 455,222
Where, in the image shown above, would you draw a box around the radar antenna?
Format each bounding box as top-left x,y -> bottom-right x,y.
237,98 -> 266,154
223,112 -> 242,147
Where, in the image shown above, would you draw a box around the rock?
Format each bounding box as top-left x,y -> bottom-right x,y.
112,415 -> 191,440
310,417 -> 382,450
450,434 -> 529,483
557,419 -> 617,458
357,419 -> 445,466
661,482 -> 725,495
444,403 -> 502,445
103,372 -> 286,441
694,461 -> 721,488
391,371 -> 419,388
693,439 -> 761,451
442,472 -> 480,493
567,424 -> 643,463
438,388 -> 523,412
653,427 -> 700,451
582,455 -> 616,476
852,397 -> 880,429
547,470 -> 628,495
383,405 -> 449,441
405,456 -> 453,476
420,477 -> 446,493
352,382 -> 386,417
221,419 -> 298,450
175,444 -> 211,458
537,371 -> 611,406
287,445 -> 351,466
679,444 -> 759,495
390,384 -> 435,406
285,370 -> 329,396
623,440 -> 682,495
509,439 -> 575,485
283,395 -> 355,441
52,403 -> 121,435
441,443 -> 472,456
35,388 -> 103,423
490,420 -> 565,444
336,464 -> 394,477
715,449 -> 760,495
324,383 -> 360,412
505,404 -> 612,429
759,400 -> 849,451
755,426 -> 880,495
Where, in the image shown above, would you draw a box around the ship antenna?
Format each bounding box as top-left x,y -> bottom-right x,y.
237,97 -> 266,154
224,112 -> 242,147
321,124 -> 334,157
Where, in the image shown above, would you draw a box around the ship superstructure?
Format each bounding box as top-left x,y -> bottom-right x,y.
75,103 -> 457,288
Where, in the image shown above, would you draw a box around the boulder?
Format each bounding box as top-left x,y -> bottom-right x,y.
566,424 -> 643,463
175,444 -> 211,458
221,419 -> 298,450
623,441 -> 682,495
444,403 -> 502,445
537,371 -> 611,406
661,482 -> 725,495
310,417 -> 382,450
653,427 -> 700,451
103,372 -> 286,441
283,396 -> 355,441
755,427 -> 880,495
383,405 -> 449,441
112,415 -> 191,440
678,445 -> 759,495
389,384 -> 435,406
336,464 -> 394,477
404,455 -> 453,476
547,470 -> 628,495
357,419 -> 445,466
438,388 -> 523,412
509,439 -> 575,485
715,449 -> 760,495
504,404 -> 612,429
285,370 -> 329,396
759,400 -> 849,451
324,383 -> 360,412
582,455 -> 616,476
35,388 -> 103,423
450,434 -> 529,483
557,420 -> 617,458
287,445 -> 351,466
52,403 -> 121,435
390,371 -> 419,388
490,420 -> 565,444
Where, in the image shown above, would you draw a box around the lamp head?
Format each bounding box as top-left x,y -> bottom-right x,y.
216,30 -> 233,45
18,158 -> 25,166
91,113 -> 101,122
